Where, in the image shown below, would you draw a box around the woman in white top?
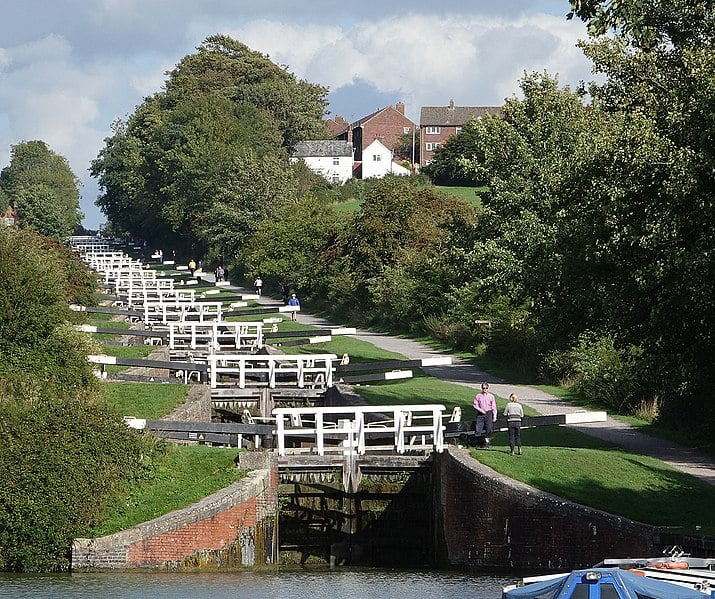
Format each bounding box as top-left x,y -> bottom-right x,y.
503,393 -> 524,456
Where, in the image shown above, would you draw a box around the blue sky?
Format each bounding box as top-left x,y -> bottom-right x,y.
0,1 -> 594,229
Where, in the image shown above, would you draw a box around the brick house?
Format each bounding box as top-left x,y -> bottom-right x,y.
324,115 -> 349,138
419,100 -> 501,167
333,102 -> 416,164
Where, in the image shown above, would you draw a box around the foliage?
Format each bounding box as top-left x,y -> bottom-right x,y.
240,195 -> 343,293
92,34 -> 328,261
0,227 -> 155,572
326,177 -> 478,329
0,141 -> 82,240
0,389 -> 157,571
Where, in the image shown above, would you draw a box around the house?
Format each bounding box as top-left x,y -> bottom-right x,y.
419,100 -> 501,167
324,115 -> 349,138
333,102 -> 416,165
2,205 -> 16,227
290,140 -> 354,184
359,139 -> 410,180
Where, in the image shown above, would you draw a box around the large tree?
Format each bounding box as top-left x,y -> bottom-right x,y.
91,34 -> 328,260
565,0 -> 715,426
0,141 -> 82,240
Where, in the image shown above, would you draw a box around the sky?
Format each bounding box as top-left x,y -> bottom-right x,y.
0,0 -> 597,230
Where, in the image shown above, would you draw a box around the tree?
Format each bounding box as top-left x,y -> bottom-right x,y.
92,34 -> 328,258
329,177 -> 478,327
0,226 -> 151,571
566,0 -> 715,428
0,141 -> 82,240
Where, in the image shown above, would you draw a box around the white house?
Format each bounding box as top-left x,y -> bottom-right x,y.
360,139 -> 410,179
290,140 -> 354,184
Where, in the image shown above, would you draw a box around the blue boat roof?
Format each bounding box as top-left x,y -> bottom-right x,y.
503,567 -> 706,599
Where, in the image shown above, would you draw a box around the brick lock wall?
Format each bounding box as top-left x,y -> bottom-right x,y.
434,448 -> 712,571
73,460 -> 278,571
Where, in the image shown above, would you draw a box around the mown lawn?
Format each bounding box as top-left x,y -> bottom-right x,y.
89,445 -> 246,537
436,185 -> 487,208
472,426 -> 715,536
103,381 -> 189,419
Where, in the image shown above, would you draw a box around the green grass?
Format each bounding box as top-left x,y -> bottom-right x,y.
90,445 -> 246,537
436,185 -> 487,208
471,426 -> 715,536
97,343 -> 157,373
104,382 -> 190,419
331,198 -> 362,214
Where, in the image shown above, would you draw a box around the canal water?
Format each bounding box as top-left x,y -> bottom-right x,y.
0,568 -> 514,598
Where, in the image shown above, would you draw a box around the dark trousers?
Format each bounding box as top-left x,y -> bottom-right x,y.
508,422 -> 522,451
475,413 -> 493,437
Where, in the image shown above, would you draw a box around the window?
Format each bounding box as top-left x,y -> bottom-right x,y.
455,127 -> 462,135
373,154 -> 382,161
333,157 -> 339,165
425,126 -> 441,134
403,126 -> 411,134
425,142 -> 441,151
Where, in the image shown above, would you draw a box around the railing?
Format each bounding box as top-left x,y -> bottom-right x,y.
206,353 -> 336,389
273,404 -> 446,456
167,321 -> 264,351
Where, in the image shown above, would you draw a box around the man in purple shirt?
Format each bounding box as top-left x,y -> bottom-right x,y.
473,382 -> 497,448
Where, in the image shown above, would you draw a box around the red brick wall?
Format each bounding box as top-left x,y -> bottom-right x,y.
126,499 -> 257,566
361,108 -> 415,158
73,460 -> 278,570
434,448 -> 713,570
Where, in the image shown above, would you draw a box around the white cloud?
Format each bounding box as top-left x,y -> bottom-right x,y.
227,12 -> 591,120
0,2 -> 595,229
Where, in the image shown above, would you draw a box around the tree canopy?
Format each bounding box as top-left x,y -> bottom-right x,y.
0,141 -> 82,240
91,34 -> 328,261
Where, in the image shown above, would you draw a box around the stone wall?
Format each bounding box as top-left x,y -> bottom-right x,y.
433,447 -> 714,570
72,454 -> 278,571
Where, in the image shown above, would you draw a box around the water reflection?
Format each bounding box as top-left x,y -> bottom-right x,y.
0,568 -> 512,598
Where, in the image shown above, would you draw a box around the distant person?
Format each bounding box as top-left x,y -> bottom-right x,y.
254,276 -> 263,296
503,393 -> 524,456
188,258 -> 196,275
288,293 -> 300,321
280,282 -> 290,305
215,265 -> 224,282
473,382 -> 497,449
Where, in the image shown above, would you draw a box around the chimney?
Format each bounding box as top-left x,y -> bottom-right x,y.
396,101 -> 405,115
449,99 -> 455,110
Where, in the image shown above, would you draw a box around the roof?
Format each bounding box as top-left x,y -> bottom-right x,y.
503,568 -> 705,599
420,104 -> 501,127
292,140 -> 353,158
349,105 -> 415,129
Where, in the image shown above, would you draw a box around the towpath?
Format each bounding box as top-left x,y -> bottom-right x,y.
212,276 -> 715,487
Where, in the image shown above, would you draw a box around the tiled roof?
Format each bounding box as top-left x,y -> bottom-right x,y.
292,140 -> 353,158
420,105 -> 501,127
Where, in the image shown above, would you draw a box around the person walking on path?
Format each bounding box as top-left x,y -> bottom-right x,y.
280,282 -> 290,305
473,382 -> 497,449
504,393 -> 524,456
254,276 -> 263,296
188,258 -> 196,275
288,293 -> 300,321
